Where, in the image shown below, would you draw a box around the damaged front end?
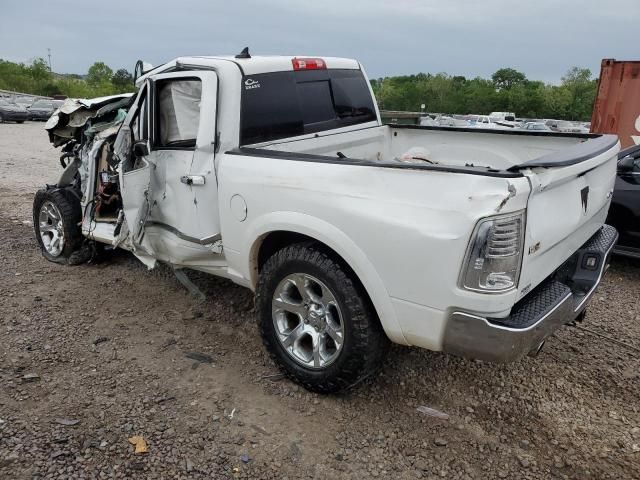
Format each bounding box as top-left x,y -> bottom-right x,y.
45,94 -> 134,248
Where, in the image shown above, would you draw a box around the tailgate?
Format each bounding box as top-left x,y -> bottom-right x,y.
516,135 -> 619,300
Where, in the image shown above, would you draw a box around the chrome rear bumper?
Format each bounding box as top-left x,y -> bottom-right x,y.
443,225 -> 618,362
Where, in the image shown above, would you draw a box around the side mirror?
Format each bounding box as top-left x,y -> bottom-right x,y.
618,155 -> 635,172
133,140 -> 150,158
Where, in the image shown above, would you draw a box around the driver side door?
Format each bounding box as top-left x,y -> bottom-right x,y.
118,71 -> 222,266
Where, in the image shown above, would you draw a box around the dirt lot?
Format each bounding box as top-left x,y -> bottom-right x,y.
1,121 -> 639,479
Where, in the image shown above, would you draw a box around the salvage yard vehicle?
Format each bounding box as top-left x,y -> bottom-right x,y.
606,144 -> 640,258
34,51 -> 620,392
28,99 -> 55,121
0,98 -> 28,123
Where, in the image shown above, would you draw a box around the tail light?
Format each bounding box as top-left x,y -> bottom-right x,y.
459,211 -> 525,293
292,58 -> 326,71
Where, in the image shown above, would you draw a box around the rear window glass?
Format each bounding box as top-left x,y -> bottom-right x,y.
296,81 -> 335,125
240,69 -> 376,145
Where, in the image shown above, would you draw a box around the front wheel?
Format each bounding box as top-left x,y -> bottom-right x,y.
256,243 -> 389,393
33,189 -> 90,265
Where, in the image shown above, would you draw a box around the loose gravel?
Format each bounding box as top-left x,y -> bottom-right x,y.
1,122 -> 639,479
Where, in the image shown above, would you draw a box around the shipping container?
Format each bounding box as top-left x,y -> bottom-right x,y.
591,59 -> 640,149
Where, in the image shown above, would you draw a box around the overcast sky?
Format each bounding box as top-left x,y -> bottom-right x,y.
1,0 -> 638,83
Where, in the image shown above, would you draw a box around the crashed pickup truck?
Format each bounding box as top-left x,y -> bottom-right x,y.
35,52 -> 619,392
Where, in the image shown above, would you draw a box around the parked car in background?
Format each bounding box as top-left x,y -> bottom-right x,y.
606,144 -> 640,258
547,120 -> 588,134
522,122 -> 552,132
0,98 -> 28,123
28,99 -> 55,121
469,115 -> 514,130
52,99 -> 65,109
489,111 -> 516,122
434,114 -> 469,127
13,96 -> 34,110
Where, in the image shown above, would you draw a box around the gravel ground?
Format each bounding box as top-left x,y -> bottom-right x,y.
1,122 -> 639,479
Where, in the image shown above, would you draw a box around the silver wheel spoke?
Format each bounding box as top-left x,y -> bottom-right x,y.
325,322 -> 343,348
289,274 -> 313,303
282,322 -> 305,348
38,201 -> 65,256
273,296 -> 307,318
312,335 -> 321,368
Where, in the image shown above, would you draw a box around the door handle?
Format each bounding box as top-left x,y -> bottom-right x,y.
180,175 -> 205,186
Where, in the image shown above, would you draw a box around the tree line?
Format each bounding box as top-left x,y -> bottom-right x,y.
0,58 -> 134,98
370,67 -> 598,121
1,58 -> 598,121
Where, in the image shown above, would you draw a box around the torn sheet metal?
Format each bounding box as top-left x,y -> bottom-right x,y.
46,93 -> 133,135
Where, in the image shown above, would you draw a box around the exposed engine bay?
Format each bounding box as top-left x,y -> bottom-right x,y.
46,94 -> 133,229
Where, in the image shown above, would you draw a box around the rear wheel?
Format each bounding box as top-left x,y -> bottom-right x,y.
0,113 -> 4,123
16,120 -> 24,124
33,189 -> 90,265
256,243 -> 389,393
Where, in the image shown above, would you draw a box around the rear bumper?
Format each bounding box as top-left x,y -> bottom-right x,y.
442,225 -> 618,362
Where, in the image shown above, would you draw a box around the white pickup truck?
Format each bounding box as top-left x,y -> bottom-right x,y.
35,52 -> 619,392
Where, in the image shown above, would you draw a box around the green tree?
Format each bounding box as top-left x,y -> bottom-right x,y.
28,58 -> 52,82
112,68 -> 133,92
87,62 -> 113,86
491,68 -> 526,91
561,67 -> 596,121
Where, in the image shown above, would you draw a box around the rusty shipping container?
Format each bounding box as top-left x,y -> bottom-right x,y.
591,59 -> 640,149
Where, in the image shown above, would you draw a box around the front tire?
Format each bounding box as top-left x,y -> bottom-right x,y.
33,189 -> 90,265
256,243 -> 389,393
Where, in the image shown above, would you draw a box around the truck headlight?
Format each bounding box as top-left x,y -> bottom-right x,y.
460,211 -> 525,293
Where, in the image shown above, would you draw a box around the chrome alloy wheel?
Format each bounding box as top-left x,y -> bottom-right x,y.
272,273 -> 345,369
38,200 -> 65,256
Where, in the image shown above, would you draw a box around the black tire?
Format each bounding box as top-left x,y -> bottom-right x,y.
256,243 -> 390,393
0,113 -> 4,123
33,188 -> 90,265
16,120 -> 24,124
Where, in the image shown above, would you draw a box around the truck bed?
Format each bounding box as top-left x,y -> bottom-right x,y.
255,123 -> 617,173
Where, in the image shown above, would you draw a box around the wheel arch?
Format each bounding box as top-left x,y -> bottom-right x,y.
243,212 -> 408,345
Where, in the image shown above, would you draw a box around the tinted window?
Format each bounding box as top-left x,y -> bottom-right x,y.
296,81 -> 335,125
332,71 -> 376,121
240,69 -> 377,145
241,72 -> 303,145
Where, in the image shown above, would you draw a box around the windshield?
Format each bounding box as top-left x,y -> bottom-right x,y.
32,101 -> 53,108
